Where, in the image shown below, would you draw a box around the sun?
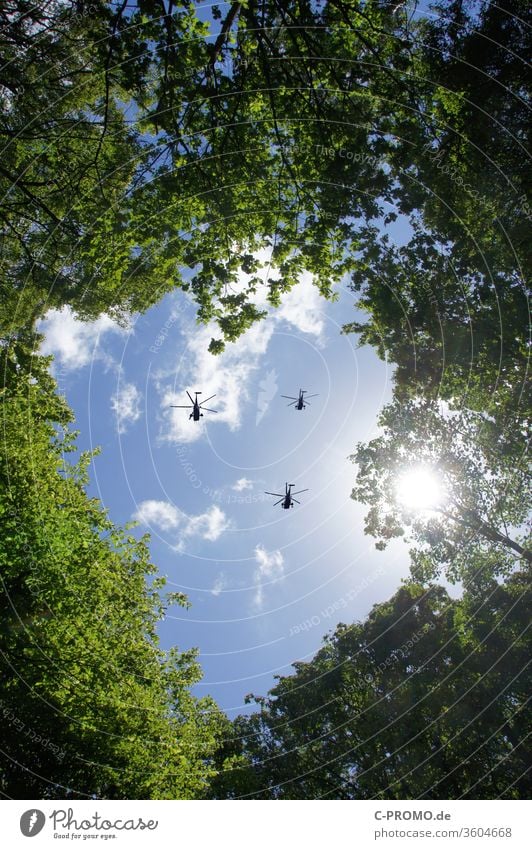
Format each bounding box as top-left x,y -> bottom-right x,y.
396,467 -> 443,512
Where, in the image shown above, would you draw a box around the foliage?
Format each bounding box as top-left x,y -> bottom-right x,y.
350,398 -> 531,582
1,2 -> 529,354
0,1 -> 144,330
1,0 -> 529,801
342,225 -> 530,427
212,574 -> 531,799
396,0 -> 531,265
0,337 -> 230,798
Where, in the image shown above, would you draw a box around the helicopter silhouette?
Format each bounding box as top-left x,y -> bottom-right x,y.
281,389 -> 318,410
265,483 -> 309,509
171,391 -> 217,421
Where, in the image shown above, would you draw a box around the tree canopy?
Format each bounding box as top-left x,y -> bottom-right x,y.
0,0 -> 529,801
0,336 -> 231,798
350,397 -> 531,582
2,1 -> 528,352
212,571 -> 531,799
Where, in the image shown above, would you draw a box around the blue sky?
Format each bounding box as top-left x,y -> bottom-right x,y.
38,260 -> 415,716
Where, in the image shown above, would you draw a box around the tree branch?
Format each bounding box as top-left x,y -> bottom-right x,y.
209,3 -> 242,68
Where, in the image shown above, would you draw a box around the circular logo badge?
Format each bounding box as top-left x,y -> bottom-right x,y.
20,810 -> 46,837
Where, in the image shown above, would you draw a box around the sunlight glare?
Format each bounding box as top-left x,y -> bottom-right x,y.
396,467 -> 443,512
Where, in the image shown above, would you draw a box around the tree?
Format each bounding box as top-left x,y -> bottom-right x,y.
135,0 -> 530,350
350,397 -> 531,583
339,0 -> 530,432
0,1 -> 420,345
2,1 -> 528,353
212,574 -> 531,799
0,336 -> 230,798
342,225 -> 530,428
392,0 -> 531,267
0,1 -> 167,333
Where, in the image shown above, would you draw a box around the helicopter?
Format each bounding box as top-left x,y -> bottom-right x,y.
281,389 -> 318,410
170,391 -> 217,421
264,482 -> 309,509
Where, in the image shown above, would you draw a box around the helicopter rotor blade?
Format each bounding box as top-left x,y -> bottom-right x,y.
201,408 -> 218,413
186,391 -> 195,404
201,394 -> 216,405
170,405 -> 191,409
292,498 -> 301,504
286,401 -> 297,407
273,498 -> 284,506
265,492 -> 284,497
281,395 -> 298,401
292,489 -> 309,495
304,394 -> 319,399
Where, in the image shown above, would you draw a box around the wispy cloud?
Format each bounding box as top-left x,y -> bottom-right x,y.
162,318 -> 273,444
252,544 -> 285,609
276,277 -> 325,337
159,255 -> 326,444
255,545 -> 285,577
211,572 -> 227,597
256,368 -> 278,426
132,500 -> 231,544
253,585 -> 265,610
111,381 -> 142,434
38,306 -> 128,371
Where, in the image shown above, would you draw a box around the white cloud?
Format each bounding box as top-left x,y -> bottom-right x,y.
253,584 -> 264,610
160,255 -> 326,444
111,381 -> 142,434
276,274 -> 325,337
252,544 -> 285,609
256,368 -> 278,426
38,306 -> 127,371
132,500 -> 231,543
254,544 -> 285,578
232,477 -> 253,492
162,318 -> 273,443
132,499 -> 183,531
184,505 -> 231,542
211,572 -> 227,597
